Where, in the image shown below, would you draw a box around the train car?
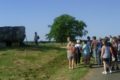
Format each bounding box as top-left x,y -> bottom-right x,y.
0,26 -> 26,46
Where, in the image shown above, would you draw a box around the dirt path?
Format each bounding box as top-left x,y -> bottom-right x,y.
82,65 -> 120,80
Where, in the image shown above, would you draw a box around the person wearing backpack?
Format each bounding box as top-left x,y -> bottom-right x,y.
75,40 -> 82,66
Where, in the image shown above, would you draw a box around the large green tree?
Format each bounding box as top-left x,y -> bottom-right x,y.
46,14 -> 87,42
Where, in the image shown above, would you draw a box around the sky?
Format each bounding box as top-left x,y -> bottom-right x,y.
0,0 -> 120,41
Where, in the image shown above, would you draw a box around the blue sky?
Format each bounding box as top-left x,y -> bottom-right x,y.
0,0 -> 120,41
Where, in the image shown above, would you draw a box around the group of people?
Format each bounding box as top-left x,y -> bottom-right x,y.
66,35 -> 120,74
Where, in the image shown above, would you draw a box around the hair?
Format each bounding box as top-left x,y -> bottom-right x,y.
93,36 -> 96,40
87,36 -> 90,40
35,32 -> 37,35
102,39 -> 108,46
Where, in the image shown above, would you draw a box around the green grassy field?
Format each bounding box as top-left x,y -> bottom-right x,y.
0,43 -> 88,80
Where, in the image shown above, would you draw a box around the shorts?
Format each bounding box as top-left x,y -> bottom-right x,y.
67,51 -> 74,60
102,58 -> 110,65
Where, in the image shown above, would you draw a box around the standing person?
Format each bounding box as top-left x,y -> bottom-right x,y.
75,40 -> 82,66
66,41 -> 76,69
87,36 -> 92,62
82,41 -> 91,65
91,36 -> 98,64
101,39 -> 112,74
87,36 -> 92,55
97,38 -> 102,66
118,39 -> 120,61
34,32 -> 39,45
111,38 -> 119,70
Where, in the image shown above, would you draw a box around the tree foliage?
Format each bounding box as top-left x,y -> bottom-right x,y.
46,14 -> 87,42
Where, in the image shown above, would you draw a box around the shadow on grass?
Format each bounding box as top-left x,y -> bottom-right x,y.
14,49 -> 67,80
0,44 -> 66,52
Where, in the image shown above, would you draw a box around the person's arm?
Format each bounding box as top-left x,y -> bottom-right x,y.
80,46 -> 83,53
101,46 -> 105,58
66,43 -> 71,50
66,43 -> 69,49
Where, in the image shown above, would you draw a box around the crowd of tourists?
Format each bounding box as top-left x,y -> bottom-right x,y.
66,35 -> 120,74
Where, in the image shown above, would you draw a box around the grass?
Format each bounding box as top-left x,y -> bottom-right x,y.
0,43 -> 89,80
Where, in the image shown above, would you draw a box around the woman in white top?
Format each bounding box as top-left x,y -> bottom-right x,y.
75,40 -> 82,65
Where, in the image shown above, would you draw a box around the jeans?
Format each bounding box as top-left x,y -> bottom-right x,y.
97,50 -> 102,65
92,48 -> 97,63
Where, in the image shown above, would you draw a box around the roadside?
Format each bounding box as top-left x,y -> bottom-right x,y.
82,64 -> 120,80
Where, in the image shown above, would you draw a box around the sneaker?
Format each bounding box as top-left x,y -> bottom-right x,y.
102,71 -> 107,74
109,70 -> 112,74
69,67 -> 71,69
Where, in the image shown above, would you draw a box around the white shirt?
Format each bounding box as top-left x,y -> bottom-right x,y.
75,44 -> 82,49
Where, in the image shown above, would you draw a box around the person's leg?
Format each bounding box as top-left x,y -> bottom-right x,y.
68,55 -> 72,69
78,53 -> 80,64
35,40 -> 38,45
115,61 -> 119,70
103,62 -> 107,71
69,60 -> 71,69
83,55 -> 86,64
112,56 -> 119,70
93,48 -> 97,64
98,57 -> 102,65
102,60 -> 107,74
85,57 -> 87,64
115,56 -> 119,70
97,51 -> 101,65
74,54 -> 77,65
118,55 -> 120,61
71,58 -> 74,69
111,61 -> 115,70
106,59 -> 112,73
118,51 -> 120,61
87,56 -> 90,64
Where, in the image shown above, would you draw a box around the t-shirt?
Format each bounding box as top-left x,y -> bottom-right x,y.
82,44 -> 90,54
75,44 -> 82,53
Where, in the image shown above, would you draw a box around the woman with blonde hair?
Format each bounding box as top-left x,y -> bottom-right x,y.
66,41 -> 76,69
